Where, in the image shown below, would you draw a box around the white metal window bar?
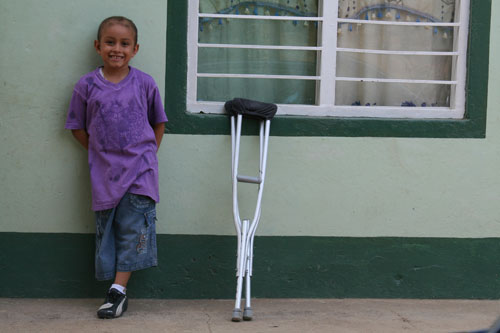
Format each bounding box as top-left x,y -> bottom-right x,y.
187,0 -> 470,119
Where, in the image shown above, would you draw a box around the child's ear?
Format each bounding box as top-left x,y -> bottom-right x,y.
133,44 -> 140,56
94,40 -> 101,53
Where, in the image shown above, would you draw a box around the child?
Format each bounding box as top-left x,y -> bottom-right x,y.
65,16 -> 167,319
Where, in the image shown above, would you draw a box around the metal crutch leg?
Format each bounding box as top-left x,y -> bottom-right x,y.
230,114 -> 271,322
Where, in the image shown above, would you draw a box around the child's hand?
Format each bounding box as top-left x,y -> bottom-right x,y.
153,123 -> 165,151
72,129 -> 89,150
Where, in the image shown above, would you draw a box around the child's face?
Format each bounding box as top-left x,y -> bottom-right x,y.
94,23 -> 139,71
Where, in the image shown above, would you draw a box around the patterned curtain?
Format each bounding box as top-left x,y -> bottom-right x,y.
198,0 -> 456,108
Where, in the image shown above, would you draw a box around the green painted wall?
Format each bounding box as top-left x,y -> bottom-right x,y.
3,234 -> 500,299
1,0 -> 499,238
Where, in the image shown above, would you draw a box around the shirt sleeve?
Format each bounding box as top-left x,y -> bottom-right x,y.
65,87 -> 87,130
147,81 -> 168,126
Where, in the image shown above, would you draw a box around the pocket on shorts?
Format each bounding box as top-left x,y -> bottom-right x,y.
136,209 -> 157,255
129,193 -> 154,210
95,209 -> 112,253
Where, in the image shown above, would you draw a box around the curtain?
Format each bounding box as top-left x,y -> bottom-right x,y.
337,0 -> 456,107
198,0 -> 456,107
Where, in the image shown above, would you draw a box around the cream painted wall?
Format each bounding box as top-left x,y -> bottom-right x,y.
1,0 -> 499,238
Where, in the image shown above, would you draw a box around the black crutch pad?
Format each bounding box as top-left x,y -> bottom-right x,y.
224,98 -> 277,120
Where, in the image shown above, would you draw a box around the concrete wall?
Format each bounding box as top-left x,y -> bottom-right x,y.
1,0 -> 499,238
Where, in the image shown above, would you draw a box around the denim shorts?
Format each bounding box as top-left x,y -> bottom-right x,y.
94,192 -> 158,281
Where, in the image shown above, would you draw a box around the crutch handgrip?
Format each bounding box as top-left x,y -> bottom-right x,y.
237,175 -> 262,184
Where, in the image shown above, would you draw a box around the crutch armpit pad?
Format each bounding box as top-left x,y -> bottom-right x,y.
225,98 -> 277,120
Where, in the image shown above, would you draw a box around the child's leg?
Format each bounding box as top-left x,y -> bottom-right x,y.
109,271 -> 131,295
95,208 -> 117,281
97,193 -> 158,319
114,193 -> 158,274
114,271 -> 132,287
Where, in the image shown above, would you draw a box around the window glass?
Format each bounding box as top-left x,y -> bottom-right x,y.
336,54 -> 453,81
338,0 -> 456,23
199,19 -> 318,47
337,25 -> 455,52
199,0 -> 319,15
198,49 -> 317,76
197,1 -> 320,105
197,78 -> 317,105
335,81 -> 451,107
335,0 -> 458,109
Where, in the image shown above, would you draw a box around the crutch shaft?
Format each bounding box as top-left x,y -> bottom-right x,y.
234,219 -> 248,312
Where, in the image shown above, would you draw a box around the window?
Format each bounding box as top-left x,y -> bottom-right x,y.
165,1 -> 491,137
188,0 -> 470,119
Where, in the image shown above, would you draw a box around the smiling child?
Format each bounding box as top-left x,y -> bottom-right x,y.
65,16 -> 167,319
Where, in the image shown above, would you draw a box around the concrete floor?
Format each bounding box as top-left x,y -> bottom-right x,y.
1,298 -> 499,332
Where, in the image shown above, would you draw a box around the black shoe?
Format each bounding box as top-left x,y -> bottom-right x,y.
97,288 -> 128,319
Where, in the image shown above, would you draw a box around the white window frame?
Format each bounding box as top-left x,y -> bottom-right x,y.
187,0 -> 470,119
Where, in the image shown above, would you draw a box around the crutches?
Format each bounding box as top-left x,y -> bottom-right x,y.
225,98 -> 277,322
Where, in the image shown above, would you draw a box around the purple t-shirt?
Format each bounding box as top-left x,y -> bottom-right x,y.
65,67 -> 167,211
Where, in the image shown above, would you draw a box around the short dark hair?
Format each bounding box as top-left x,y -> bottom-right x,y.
97,16 -> 138,45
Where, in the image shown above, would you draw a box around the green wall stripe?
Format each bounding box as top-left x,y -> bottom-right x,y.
2,233 -> 500,299
165,0 -> 490,138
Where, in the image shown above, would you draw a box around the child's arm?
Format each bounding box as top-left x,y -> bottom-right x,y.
153,122 -> 165,151
71,129 -> 89,150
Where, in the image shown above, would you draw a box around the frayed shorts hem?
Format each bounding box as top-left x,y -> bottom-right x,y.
96,260 -> 158,281
96,272 -> 116,281
117,259 -> 158,272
